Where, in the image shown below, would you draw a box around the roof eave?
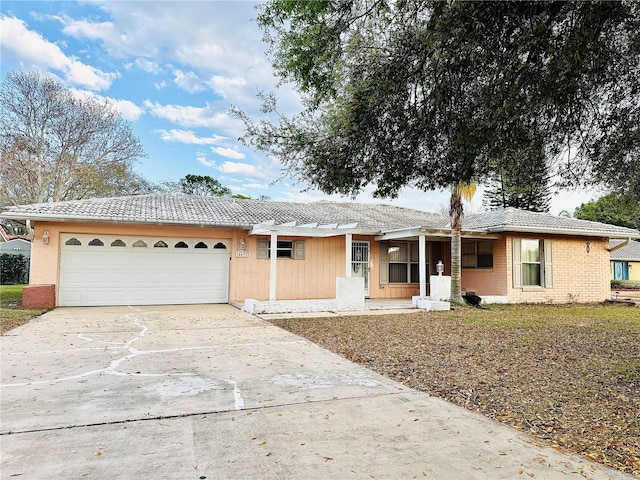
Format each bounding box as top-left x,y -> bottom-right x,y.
0,213 -> 254,230
487,225 -> 640,239
376,226 -> 500,241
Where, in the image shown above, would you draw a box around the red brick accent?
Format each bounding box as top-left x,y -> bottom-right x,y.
22,284 -> 56,309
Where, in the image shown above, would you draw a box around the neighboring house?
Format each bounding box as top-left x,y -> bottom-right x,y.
0,238 -> 31,258
610,239 -> 640,282
1,195 -> 638,310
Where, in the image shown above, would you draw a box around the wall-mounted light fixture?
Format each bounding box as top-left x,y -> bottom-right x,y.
239,238 -> 246,250
436,260 -> 444,276
585,240 -> 590,253
42,230 -> 49,244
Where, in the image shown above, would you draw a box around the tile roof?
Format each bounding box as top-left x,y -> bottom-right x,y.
610,240 -> 640,260
2,196 -> 638,239
0,194 -> 449,232
464,208 -> 640,238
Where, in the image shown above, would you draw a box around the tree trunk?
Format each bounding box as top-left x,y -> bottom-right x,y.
449,190 -> 464,305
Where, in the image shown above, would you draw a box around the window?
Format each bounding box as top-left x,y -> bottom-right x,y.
513,238 -> 553,288
154,240 -> 168,248
521,239 -> 541,285
88,238 -> 104,246
462,241 -> 493,268
65,238 -> 81,246
213,242 -> 227,249
111,239 -> 126,247
195,242 -> 208,249
174,241 -> 188,248
132,240 -> 147,248
257,239 -> 304,259
380,241 -> 423,284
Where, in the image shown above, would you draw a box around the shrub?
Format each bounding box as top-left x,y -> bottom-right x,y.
0,254 -> 30,284
611,279 -> 640,290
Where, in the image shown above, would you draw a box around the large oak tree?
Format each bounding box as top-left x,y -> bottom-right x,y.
0,72 -> 147,208
235,0 -> 640,303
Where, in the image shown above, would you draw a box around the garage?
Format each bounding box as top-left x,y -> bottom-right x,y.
59,234 -> 230,306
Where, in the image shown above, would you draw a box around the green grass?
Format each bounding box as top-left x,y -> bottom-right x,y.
0,284 -> 47,334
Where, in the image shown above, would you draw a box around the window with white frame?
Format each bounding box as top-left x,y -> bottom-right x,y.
513,238 -> 553,288
380,241 -> 424,284
257,239 -> 305,259
462,240 -> 493,268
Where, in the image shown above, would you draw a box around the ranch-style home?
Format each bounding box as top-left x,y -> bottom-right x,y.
2,194 -> 639,311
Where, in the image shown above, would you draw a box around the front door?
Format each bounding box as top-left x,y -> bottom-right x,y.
352,241 -> 370,297
613,261 -> 629,281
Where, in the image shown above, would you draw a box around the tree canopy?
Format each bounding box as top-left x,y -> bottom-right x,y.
484,143 -> 551,212
239,0 -> 640,198
177,174 -> 232,196
0,72 -> 147,207
575,193 -> 640,230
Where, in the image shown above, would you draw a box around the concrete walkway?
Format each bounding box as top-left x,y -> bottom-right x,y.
0,305 -> 631,479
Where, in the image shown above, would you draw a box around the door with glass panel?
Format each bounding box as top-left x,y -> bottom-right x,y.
352,241 -> 370,297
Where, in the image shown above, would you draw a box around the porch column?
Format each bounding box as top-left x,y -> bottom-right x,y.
419,234 -> 427,297
345,233 -> 353,277
269,231 -> 277,301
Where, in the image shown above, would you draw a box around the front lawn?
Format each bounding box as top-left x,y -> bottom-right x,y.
270,304 -> 640,476
0,284 -> 47,334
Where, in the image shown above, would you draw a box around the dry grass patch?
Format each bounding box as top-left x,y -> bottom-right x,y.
270,303 -> 640,476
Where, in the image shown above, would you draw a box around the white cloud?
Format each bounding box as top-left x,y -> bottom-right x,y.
60,17 -> 118,42
107,98 -> 143,121
64,61 -> 119,91
144,100 -> 234,128
134,58 -> 161,74
219,161 -> 257,176
68,88 -> 144,121
0,16 -> 117,91
154,80 -> 167,90
173,69 -> 203,93
1,16 -> 69,69
212,147 -> 245,160
207,75 -> 247,98
158,129 -> 227,145
244,183 -> 268,190
58,2 -> 299,110
196,153 -> 216,168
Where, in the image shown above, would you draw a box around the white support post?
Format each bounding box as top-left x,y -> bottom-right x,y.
345,233 -> 353,277
419,234 -> 427,297
269,231 -> 277,301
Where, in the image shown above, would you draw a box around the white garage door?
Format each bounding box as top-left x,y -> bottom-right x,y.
59,234 -> 229,306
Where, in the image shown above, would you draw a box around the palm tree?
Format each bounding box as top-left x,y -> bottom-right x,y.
449,183 -> 476,304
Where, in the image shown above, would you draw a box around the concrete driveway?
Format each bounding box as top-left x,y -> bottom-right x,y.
0,305 -> 631,479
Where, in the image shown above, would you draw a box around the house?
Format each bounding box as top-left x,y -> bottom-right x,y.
1,194 -> 638,310
610,239 -> 640,282
0,238 -> 31,258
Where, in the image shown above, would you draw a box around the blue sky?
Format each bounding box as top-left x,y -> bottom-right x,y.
0,1 -> 599,213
